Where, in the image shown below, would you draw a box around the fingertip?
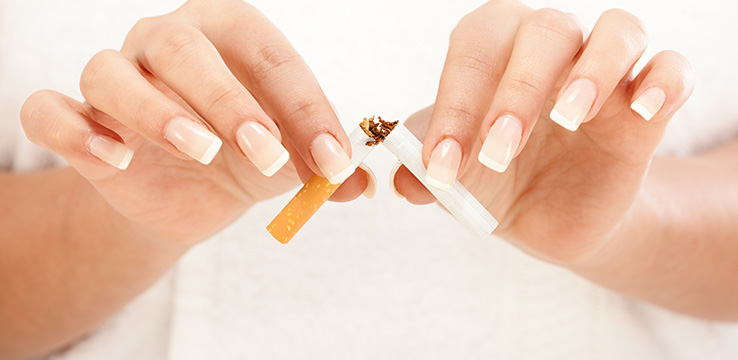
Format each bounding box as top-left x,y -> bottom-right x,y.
88,135 -> 135,170
389,161 -> 405,200
630,87 -> 665,121
327,168 -> 366,203
394,164 -> 436,205
630,50 -> 695,123
478,114 -> 523,172
358,163 -> 376,199
310,132 -> 353,185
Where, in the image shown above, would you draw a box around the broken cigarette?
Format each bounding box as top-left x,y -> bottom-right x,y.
382,124 -> 498,239
267,117 -> 397,244
267,117 -> 497,243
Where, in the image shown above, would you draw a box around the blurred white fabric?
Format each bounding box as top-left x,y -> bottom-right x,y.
1,0 -> 738,359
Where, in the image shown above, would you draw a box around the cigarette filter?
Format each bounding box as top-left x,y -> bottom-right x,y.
383,124 -> 499,239
267,125 -> 377,244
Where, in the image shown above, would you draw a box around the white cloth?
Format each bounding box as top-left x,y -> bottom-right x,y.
2,0 -> 738,359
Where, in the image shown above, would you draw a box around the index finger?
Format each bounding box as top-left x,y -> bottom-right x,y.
193,1 -> 353,184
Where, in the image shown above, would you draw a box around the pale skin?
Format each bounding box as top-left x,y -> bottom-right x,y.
0,0 -> 736,358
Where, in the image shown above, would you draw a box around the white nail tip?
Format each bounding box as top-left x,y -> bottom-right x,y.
261,150 -> 290,177
327,166 -> 354,185
425,174 -> 452,191
198,136 -> 223,165
630,102 -> 655,121
549,109 -> 579,131
88,135 -> 134,170
630,88 -> 666,121
117,149 -> 134,170
478,151 -> 508,173
165,118 -> 223,165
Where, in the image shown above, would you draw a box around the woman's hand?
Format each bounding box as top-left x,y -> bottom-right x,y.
394,1 -> 694,263
20,0 -> 369,245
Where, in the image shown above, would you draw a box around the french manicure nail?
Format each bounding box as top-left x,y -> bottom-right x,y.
425,138 -> 462,191
164,117 -> 222,165
550,78 -> 598,131
310,133 -> 353,184
389,161 -> 405,200
236,122 -> 289,177
631,87 -> 666,121
478,115 -> 523,173
88,135 -> 134,170
358,163 -> 376,199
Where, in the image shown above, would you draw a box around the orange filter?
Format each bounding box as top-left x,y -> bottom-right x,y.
266,175 -> 341,244
267,116 -> 398,244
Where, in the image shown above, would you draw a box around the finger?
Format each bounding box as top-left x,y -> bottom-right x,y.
285,138 -> 369,203
584,50 -> 694,163
194,1 -> 352,184
423,2 -> 530,190
327,165 -> 375,202
392,164 -> 435,205
479,9 -> 583,172
358,163 -> 377,199
124,21 -> 289,176
80,49 -> 222,165
20,90 -> 133,179
550,9 -> 649,131
629,50 -> 695,123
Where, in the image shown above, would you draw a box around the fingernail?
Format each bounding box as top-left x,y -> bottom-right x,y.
550,79 -> 597,131
358,163 -> 376,199
389,161 -> 405,200
631,87 -> 666,121
164,117 -> 222,165
425,138 -> 462,191
478,115 -> 523,173
236,122 -> 289,177
88,135 -> 134,170
310,133 -> 353,184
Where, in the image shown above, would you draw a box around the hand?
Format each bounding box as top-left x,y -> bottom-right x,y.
20,0 -> 370,245
394,1 -> 694,263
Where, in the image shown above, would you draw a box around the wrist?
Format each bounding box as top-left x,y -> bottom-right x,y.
72,171 -> 197,255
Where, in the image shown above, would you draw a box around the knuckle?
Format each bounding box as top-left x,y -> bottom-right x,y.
131,16 -> 157,35
450,12 -> 479,41
658,50 -> 695,97
20,90 -> 62,144
283,99 -> 324,125
80,49 -> 119,96
130,95 -> 163,129
447,48 -> 500,83
21,90 -> 56,123
525,8 -> 582,43
144,23 -> 201,65
248,43 -> 301,87
508,73 -> 546,100
602,9 -> 648,50
440,101 -> 482,128
203,83 -> 244,114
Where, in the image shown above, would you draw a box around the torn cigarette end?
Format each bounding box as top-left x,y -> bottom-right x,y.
361,116 -> 398,146
267,116 -> 398,244
267,175 -> 341,244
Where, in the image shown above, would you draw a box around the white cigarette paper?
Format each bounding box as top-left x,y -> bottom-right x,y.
347,126 -> 376,169
267,125 -> 379,243
383,124 -> 499,239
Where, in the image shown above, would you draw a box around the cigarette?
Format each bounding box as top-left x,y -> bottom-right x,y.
382,124 -> 498,239
267,117 -> 396,244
